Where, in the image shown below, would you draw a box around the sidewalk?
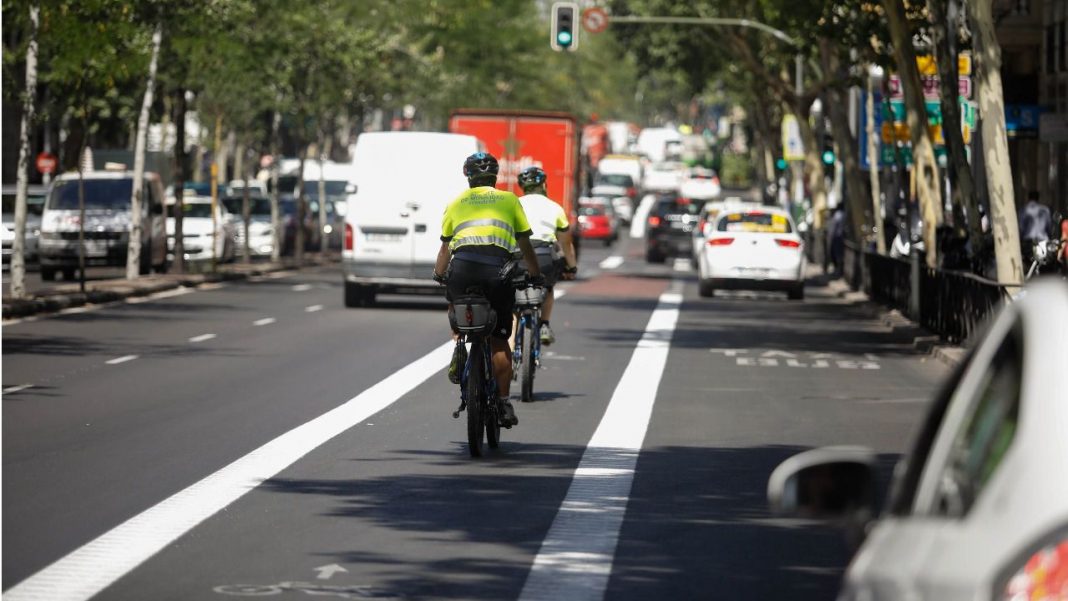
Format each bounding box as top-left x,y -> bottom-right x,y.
815,267 -> 968,369
2,255 -> 339,320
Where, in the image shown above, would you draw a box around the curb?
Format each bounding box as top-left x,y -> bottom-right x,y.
821,273 -> 966,369
3,258 -> 337,320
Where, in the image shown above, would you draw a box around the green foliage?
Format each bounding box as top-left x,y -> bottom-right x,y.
719,151 -> 752,187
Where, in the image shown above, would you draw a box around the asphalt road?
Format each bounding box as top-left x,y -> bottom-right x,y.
2,228 -> 948,600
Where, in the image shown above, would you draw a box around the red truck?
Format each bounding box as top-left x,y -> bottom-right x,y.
448,109 -> 579,222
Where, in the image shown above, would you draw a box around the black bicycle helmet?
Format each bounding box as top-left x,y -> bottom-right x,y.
517,166 -> 547,192
463,152 -> 499,183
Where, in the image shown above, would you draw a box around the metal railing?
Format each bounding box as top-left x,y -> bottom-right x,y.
843,241 -> 1010,343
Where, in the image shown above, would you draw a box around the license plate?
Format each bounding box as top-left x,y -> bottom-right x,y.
366,233 -> 405,242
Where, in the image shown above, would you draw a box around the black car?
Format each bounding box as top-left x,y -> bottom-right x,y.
645,193 -> 701,263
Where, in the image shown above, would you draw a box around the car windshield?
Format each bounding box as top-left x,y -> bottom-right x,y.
48,179 -> 132,211
656,198 -> 701,216
579,204 -> 606,217
302,181 -> 349,199
2,194 -> 46,216
718,211 -> 793,233
181,203 -> 214,219
596,174 -> 633,187
221,196 -> 272,216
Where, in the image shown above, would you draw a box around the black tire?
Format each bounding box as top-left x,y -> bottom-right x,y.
466,341 -> 485,457
519,321 -> 535,403
787,284 -> 805,301
698,279 -> 715,298
154,257 -> 169,274
645,248 -> 665,264
603,238 -> 613,247
62,268 -> 76,281
344,283 -> 376,307
41,267 -> 57,281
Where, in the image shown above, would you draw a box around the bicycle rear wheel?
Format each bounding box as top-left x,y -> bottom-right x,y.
466,340 -> 486,457
519,318 -> 535,403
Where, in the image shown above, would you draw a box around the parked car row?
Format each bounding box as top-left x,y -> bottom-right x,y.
2,184 -> 47,269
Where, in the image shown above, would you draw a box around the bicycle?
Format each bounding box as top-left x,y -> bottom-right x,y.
449,288 -> 503,457
512,279 -> 544,404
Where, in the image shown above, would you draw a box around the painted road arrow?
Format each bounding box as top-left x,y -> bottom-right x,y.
313,564 -> 348,580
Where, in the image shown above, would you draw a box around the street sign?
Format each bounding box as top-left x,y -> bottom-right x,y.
781,114 -> 804,161
581,7 -> 608,33
35,152 -> 57,174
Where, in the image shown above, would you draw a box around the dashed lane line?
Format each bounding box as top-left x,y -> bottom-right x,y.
519,283 -> 682,601
305,304 -> 324,313
673,257 -> 691,272
188,333 -> 217,343
598,256 -> 624,270
105,355 -> 139,366
253,317 -> 276,326
3,384 -> 34,394
2,340 -> 454,601
292,284 -> 312,292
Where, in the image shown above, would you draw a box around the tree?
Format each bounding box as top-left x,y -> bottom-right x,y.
127,22 -> 162,279
10,2 -> 39,300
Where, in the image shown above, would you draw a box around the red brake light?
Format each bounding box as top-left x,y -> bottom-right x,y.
627,187 -> 636,197
775,238 -> 801,248
648,215 -> 661,227
344,223 -> 354,250
712,176 -> 720,186
708,237 -> 734,246
1001,540 -> 1068,600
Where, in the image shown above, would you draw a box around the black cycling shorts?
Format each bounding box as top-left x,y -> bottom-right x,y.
515,241 -> 560,289
446,252 -> 514,340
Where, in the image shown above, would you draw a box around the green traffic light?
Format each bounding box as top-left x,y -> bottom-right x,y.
557,31 -> 572,46
775,158 -> 787,170
821,150 -> 835,165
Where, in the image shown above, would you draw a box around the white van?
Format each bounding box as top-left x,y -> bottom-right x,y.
342,132 -> 482,306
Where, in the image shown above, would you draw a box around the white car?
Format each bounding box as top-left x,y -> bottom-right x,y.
167,195 -> 236,263
689,197 -> 760,266
679,168 -> 722,201
221,194 -> 274,257
768,279 -> 1068,601
642,161 -> 687,193
697,206 -> 805,299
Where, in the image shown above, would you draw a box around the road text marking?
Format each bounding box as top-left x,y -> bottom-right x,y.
4,341 -> 454,601
105,355 -> 139,365
519,285 -> 681,601
253,317 -> 276,326
189,333 -> 217,343
673,258 -> 691,272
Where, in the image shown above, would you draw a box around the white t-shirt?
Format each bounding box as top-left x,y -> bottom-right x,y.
518,194 -> 570,244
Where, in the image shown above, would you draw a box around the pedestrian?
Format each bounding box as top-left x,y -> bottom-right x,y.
1018,192 -> 1052,263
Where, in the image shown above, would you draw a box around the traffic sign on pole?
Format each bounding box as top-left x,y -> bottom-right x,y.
581,7 -> 608,33
35,152 -> 57,175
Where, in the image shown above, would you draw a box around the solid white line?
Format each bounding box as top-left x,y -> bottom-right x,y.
253,317 -> 276,326
305,304 -> 324,313
105,355 -> 139,365
598,256 -> 624,270
4,340 -> 455,601
630,194 -> 656,238
292,283 -> 312,292
3,384 -> 34,394
188,333 -> 217,343
519,285 -> 682,601
673,258 -> 691,272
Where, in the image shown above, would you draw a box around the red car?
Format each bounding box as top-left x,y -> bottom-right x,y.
577,199 -> 619,246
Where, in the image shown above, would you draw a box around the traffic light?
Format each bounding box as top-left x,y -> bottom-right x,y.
821,150 -> 835,165
775,158 -> 788,171
551,2 -> 579,51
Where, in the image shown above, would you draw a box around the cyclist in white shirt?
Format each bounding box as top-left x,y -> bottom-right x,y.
516,166 -> 578,344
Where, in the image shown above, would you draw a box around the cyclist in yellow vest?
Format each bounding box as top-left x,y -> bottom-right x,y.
433,152 -> 542,427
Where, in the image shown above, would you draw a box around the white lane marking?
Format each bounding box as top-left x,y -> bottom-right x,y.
253,317 -> 276,326
630,194 -> 656,238
598,256 -> 624,270
198,282 -> 226,291
188,333 -> 217,343
673,258 -> 690,272
554,288 -> 568,301
3,384 -> 34,394
59,306 -> 91,315
105,355 -> 139,365
305,304 -> 324,313
292,283 -> 312,292
519,285 -> 682,601
3,340 -> 454,601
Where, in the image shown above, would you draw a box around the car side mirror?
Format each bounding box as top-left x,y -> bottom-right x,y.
768,446 -> 877,520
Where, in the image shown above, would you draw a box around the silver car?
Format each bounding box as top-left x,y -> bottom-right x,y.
768,279 -> 1068,600
2,184 -> 47,268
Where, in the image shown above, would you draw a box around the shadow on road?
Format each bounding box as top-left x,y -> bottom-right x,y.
260,443 -> 901,601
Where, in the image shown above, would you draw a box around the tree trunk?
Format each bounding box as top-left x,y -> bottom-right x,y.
318,129 -> 332,254
295,145 -> 307,264
866,69 -> 887,254
269,110 -> 282,262
969,0 -> 1024,287
819,39 -> 870,245
11,3 -> 39,299
884,0 -> 944,268
210,114 -> 222,272
173,88 -> 187,274
242,169 -> 251,264
794,109 -> 829,231
127,23 -> 162,280
929,0 -> 983,253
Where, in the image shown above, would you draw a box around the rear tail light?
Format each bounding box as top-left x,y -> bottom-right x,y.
627,187 -> 636,197
712,176 -> 720,186
775,238 -> 801,248
344,223 -> 354,250
648,215 -> 661,228
1000,539 -> 1068,600
708,237 -> 734,246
